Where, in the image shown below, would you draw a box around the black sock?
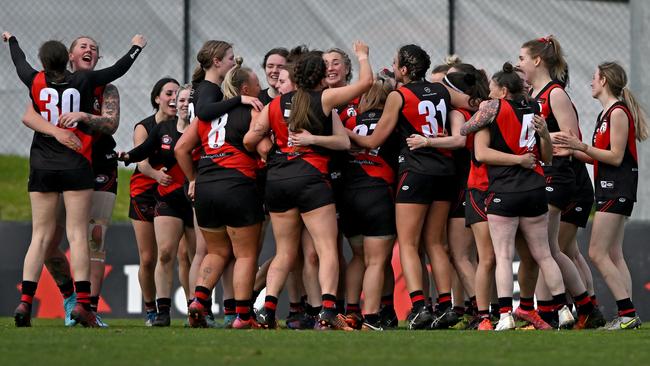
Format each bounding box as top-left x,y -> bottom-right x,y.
364,313 -> 380,324
144,301 -> 157,313
519,297 -> 535,311
335,299 -> 345,314
615,298 -> 636,318
236,300 -> 251,320
306,304 -> 321,317
90,296 -> 99,312
409,290 -> 426,310
437,293 -> 452,312
574,292 -> 594,315
58,280 -> 74,299
224,298 -> 236,316
489,303 -> 500,318
20,280 -> 38,309
498,297 -> 513,314
157,298 -> 171,313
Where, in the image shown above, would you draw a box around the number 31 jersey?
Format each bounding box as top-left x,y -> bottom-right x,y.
396,81 -> 455,176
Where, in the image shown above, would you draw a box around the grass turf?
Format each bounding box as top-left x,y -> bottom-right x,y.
0,155 -> 133,222
0,318 -> 648,366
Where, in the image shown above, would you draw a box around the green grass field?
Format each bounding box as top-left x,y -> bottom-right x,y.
0,318 -> 648,366
0,155 -> 133,222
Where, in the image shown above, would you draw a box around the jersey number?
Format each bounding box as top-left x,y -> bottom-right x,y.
39,88 -> 81,125
352,123 -> 380,156
518,113 -> 536,149
418,100 -> 447,137
208,114 -> 228,148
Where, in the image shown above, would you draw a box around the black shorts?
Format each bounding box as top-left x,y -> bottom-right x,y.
486,188 -> 549,218
194,178 -> 264,228
448,187 -> 467,219
560,200 -> 593,227
596,197 -> 634,217
94,168 -> 118,194
265,175 -> 334,213
465,189 -> 488,226
545,182 -> 573,210
340,185 -> 396,238
154,188 -> 194,227
128,187 -> 156,222
255,167 -> 268,214
395,171 -> 456,204
28,167 -> 94,192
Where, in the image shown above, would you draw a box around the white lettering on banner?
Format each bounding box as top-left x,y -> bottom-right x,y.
124,265 -> 141,314
124,265 -> 221,314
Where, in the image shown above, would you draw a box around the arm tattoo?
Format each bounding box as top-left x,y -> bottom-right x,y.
460,99 -> 499,136
87,84 -> 120,135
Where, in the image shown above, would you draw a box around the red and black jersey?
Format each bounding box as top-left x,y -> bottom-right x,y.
531,81 -> 576,185
258,88 -> 274,106
195,104 -> 258,182
336,97 -> 360,125
592,101 -> 638,200
266,90 -> 333,180
466,131 -> 489,191
90,85 -> 118,174
8,36 -> 141,171
452,108 -> 472,188
126,117 -> 185,197
129,115 -> 161,197
396,81 -> 455,176
28,71 -> 94,169
487,97 -> 545,193
343,109 -> 399,188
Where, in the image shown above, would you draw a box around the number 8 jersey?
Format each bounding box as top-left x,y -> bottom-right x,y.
396,81 -> 455,176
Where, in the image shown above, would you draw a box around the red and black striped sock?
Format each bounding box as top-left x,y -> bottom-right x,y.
236,299 -> 251,321
322,294 -> 337,310
75,281 -> 92,311
552,293 -> 568,315
537,300 -> 555,324
489,303 -> 500,318
156,298 -> 171,313
409,290 -> 426,310
194,286 -> 211,309
90,296 -> 100,313
590,295 -> 599,307
264,295 -> 278,318
224,298 -> 236,316
346,303 -> 360,314
498,297 -> 513,314
519,297 -> 535,311
289,302 -> 303,315
20,280 -> 38,309
437,293 -> 452,312
615,298 -> 636,318
574,291 -> 594,315
58,280 -> 74,299
478,309 -> 490,319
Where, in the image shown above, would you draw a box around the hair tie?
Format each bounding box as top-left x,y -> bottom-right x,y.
537,36 -> 551,44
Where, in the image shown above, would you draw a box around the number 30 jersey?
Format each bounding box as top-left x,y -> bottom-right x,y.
487,97 -> 545,193
196,105 -> 258,182
396,81 -> 455,176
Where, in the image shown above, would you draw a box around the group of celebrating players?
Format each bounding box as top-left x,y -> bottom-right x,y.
3,29 -> 645,331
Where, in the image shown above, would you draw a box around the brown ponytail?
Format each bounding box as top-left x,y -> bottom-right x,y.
522,35 -> 569,87
288,51 -> 326,133
192,40 -> 232,84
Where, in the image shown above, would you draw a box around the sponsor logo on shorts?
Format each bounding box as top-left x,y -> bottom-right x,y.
493,198 -> 501,203
575,207 -> 583,212
597,201 -> 605,205
619,197 -> 627,203
546,186 -> 554,192
402,185 -> 410,191
462,202 -> 466,206
95,174 -> 109,184
600,181 -> 614,189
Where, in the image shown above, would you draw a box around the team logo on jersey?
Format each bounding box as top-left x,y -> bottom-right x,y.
546,186 -> 554,192
161,135 -> 172,150
401,185 -> 410,191
346,107 -> 357,117
600,181 -> 614,189
368,112 -> 376,118
398,155 -> 405,163
575,207 -> 583,212
95,174 -> 109,184
493,198 -> 501,203
619,198 -> 627,203
424,87 -> 431,93
599,122 -> 608,134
